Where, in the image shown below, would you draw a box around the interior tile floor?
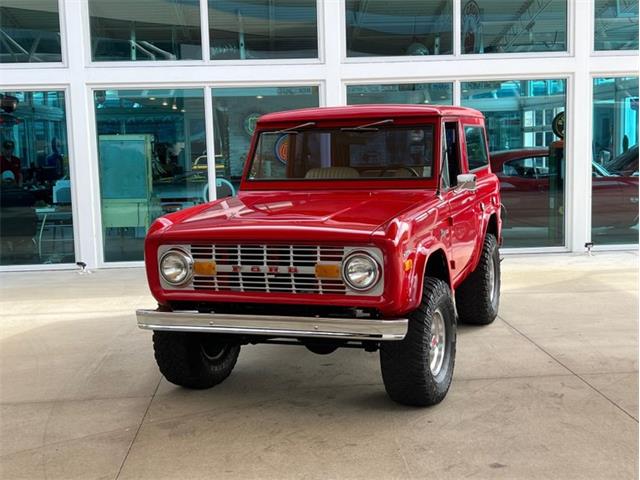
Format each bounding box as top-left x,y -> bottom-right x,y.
1,251 -> 638,479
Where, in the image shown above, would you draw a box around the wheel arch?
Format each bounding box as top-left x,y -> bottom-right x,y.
466,210 -> 501,276
421,248 -> 451,289
485,212 -> 499,239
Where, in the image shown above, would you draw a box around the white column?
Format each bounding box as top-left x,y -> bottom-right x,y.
204,86 -> 217,201
568,0 -> 593,253
322,0 -> 343,106
62,0 -> 101,268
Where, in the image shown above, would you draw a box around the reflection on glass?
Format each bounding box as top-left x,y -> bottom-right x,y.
0,0 -> 62,63
462,79 -> 567,247
0,91 -> 74,265
211,86 -> 319,185
95,89 -> 207,262
209,0 -> 318,60
592,77 -> 639,245
461,0 -> 567,54
345,0 -> 453,57
249,126 -> 435,180
89,0 -> 202,61
594,0 -> 639,50
464,126 -> 489,170
347,83 -> 453,105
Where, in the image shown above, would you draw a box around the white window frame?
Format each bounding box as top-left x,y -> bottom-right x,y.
82,0 -> 324,68
0,84 -> 80,271
588,72 -> 640,252
590,0 -> 640,56
0,0 -> 639,270
0,0 -> 69,69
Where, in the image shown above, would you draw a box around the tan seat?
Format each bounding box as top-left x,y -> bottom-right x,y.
304,167 -> 360,179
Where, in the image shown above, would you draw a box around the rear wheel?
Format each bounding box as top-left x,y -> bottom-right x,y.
152,331 -> 240,389
380,278 -> 456,406
456,233 -> 500,325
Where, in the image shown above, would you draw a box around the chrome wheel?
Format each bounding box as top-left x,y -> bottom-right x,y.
429,309 -> 446,376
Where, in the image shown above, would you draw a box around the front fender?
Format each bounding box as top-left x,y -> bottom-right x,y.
401,237 -> 452,316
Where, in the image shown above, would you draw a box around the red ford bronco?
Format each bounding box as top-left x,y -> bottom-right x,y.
137,105 -> 502,406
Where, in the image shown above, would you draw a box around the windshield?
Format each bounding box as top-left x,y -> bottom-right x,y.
247,126 -> 435,181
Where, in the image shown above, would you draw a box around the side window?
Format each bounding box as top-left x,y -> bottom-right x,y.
441,129 -> 450,188
443,122 -> 460,188
464,126 -> 489,170
503,157 -> 550,178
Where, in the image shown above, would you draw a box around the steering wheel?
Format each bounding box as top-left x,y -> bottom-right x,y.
202,178 -> 236,202
379,166 -> 421,177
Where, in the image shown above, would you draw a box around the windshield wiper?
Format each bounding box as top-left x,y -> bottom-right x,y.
271,121 -> 316,134
341,119 -> 394,132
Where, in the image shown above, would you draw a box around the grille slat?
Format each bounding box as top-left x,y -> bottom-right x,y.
190,244 -> 349,295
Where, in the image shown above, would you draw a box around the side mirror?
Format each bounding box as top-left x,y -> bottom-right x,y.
456,173 -> 477,192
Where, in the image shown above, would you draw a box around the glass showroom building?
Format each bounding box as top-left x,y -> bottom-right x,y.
0,0 -> 638,269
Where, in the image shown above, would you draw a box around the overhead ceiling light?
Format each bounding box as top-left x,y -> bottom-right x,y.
172,104 -> 177,110
256,95 -> 263,99
180,108 -> 186,113
162,100 -> 168,106
149,97 -> 156,101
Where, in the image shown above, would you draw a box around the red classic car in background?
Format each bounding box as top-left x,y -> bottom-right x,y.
491,148 -> 638,231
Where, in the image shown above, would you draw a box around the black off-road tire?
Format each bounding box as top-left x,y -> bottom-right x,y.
456,233 -> 500,325
152,331 -> 240,389
380,278 -> 456,407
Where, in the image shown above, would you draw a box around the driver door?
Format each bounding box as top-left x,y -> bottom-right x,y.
441,120 -> 478,282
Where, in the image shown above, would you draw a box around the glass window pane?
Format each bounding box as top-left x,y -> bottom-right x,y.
594,0 -> 639,50
0,0 -> 61,63
346,0 -> 453,57
462,79 -> 567,248
592,76 -> 639,245
89,0 -> 202,61
209,0 -> 318,60
211,86 -> 319,188
95,89 -> 206,262
347,83 -> 453,105
1,90 -> 74,265
461,0 -> 567,54
249,126 -> 435,180
464,125 -> 489,170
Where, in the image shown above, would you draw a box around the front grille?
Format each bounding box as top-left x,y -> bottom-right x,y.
190,244 -> 348,295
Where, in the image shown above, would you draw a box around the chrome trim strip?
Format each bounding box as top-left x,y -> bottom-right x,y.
136,309 -> 407,341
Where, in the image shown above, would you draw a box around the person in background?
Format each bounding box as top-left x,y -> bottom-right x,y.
0,140 -> 22,185
44,138 -> 64,177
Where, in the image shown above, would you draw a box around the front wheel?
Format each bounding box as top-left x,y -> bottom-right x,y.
152,331 -> 240,389
456,233 -> 500,325
380,278 -> 456,406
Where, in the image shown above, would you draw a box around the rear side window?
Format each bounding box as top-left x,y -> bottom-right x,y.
464,126 -> 489,170
503,157 -> 550,178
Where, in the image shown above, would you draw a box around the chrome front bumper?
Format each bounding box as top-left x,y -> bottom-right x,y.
136,309 -> 407,341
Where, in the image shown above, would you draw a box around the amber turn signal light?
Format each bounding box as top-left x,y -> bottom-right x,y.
193,260 -> 217,276
315,263 -> 341,279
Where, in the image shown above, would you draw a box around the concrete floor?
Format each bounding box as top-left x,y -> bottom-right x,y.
0,252 -> 638,480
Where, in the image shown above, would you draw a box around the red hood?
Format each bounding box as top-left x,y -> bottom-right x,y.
156,189 -> 435,243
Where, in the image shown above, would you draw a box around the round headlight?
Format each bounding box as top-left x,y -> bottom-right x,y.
160,249 -> 193,286
342,252 -> 380,291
